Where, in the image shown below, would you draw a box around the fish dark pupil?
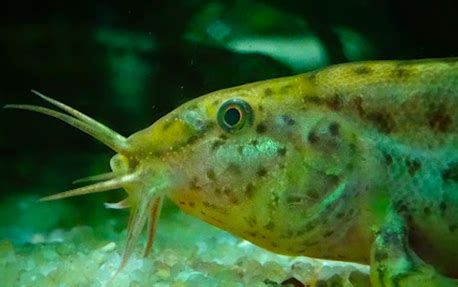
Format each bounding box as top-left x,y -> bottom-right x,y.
224,107 -> 242,126
217,98 -> 253,133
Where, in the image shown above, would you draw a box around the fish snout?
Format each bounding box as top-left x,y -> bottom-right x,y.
110,154 -> 132,174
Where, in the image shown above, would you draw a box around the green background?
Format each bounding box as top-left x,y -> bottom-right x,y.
1,0 -> 457,242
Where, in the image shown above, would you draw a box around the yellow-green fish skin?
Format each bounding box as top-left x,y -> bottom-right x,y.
137,58 -> 457,277
12,58 -> 457,284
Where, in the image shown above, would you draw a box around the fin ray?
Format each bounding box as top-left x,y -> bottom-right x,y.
143,196 -> 163,257
116,198 -> 151,274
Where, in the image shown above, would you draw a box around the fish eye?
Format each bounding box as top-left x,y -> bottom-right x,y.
217,99 -> 253,133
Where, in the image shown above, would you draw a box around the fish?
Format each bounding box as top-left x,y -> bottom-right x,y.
5,58 -> 458,286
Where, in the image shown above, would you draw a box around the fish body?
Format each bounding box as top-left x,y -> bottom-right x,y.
6,58 -> 458,285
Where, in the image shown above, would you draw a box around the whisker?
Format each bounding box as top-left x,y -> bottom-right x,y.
4,104 -> 128,152
73,172 -> 117,184
30,90 -> 127,145
39,173 -> 137,202
104,198 -> 131,209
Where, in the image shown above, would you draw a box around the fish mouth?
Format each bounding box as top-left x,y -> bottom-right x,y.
4,90 -> 174,277
110,153 -> 133,176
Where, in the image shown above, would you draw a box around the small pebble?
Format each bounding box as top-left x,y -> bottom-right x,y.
99,242 -> 116,252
